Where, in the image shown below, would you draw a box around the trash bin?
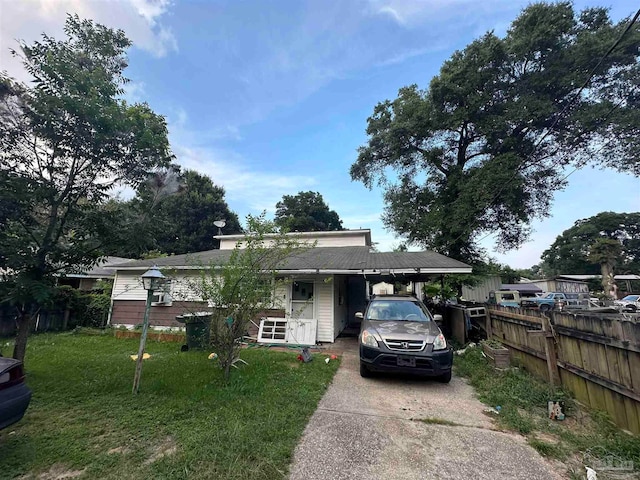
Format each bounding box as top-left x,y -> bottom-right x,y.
175,312 -> 212,350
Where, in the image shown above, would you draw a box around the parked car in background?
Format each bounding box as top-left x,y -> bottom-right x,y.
357,295 -> 453,382
614,295 -> 640,312
487,290 -> 521,307
520,292 -> 584,312
0,357 -> 32,430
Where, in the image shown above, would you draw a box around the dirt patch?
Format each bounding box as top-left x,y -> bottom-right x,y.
19,464 -> 86,480
286,362 -> 301,368
144,436 -> 177,465
534,432 -> 562,445
107,446 -> 130,455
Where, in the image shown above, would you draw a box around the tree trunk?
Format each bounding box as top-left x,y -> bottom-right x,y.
601,262 -> 616,300
13,308 -> 36,363
62,308 -> 70,330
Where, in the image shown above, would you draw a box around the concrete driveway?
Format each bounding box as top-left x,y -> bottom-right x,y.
289,338 -> 561,480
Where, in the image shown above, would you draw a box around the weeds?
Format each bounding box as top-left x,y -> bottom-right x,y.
528,438 -> 567,460
420,417 -> 462,427
455,346 -> 640,475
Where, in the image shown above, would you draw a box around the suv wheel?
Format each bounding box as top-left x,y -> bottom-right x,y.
438,370 -> 452,383
539,304 -> 551,312
360,361 -> 372,378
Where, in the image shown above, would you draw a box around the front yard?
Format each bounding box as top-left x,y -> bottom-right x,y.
0,332 -> 339,479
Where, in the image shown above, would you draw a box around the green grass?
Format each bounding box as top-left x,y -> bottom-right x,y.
419,417 -> 462,427
454,346 -> 640,473
528,438 -> 567,460
0,332 -> 339,479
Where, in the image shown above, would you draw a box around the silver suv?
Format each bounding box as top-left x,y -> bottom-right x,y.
357,295 -> 453,382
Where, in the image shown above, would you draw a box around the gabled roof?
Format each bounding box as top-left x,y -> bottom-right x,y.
501,283 -> 542,293
108,246 -> 472,275
65,256 -> 136,279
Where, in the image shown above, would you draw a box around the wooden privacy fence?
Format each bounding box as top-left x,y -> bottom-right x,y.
487,306 -> 640,434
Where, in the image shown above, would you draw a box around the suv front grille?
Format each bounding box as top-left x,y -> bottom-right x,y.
383,339 -> 426,352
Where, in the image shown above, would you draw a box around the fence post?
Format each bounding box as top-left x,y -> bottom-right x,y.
485,309 -> 492,339
541,314 -> 561,386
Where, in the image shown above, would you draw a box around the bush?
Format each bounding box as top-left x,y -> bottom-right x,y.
50,285 -> 111,329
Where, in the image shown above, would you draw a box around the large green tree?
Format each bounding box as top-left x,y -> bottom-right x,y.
0,16 -> 172,361
351,3 -> 640,262
132,169 -> 242,255
274,191 -> 344,232
540,212 -> 640,290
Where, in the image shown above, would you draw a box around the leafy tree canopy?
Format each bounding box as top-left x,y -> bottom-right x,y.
119,168 -> 242,256
274,191 -> 344,232
0,15 -> 172,360
540,211 -> 640,276
351,3 -> 640,262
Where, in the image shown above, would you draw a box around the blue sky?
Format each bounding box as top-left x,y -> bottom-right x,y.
2,0 -> 639,267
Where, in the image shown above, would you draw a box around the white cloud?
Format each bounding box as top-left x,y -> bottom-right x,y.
0,0 -> 177,83
173,144 -> 318,213
368,0 -> 522,28
122,80 -> 147,102
368,0 -> 468,27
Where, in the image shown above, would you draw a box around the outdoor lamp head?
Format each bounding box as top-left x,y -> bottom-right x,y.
141,266 -> 165,291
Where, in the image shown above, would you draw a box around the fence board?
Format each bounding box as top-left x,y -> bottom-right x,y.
488,307 -> 640,433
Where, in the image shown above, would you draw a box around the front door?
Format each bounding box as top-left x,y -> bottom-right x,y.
288,281 -> 316,345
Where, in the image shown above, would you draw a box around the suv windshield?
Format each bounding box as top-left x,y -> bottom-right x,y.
366,300 -> 431,322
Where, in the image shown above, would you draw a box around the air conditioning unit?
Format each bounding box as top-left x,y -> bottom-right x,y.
152,291 -> 172,306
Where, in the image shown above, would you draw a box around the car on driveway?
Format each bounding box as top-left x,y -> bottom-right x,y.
614,294 -> 640,312
0,357 -> 32,430
357,295 -> 453,382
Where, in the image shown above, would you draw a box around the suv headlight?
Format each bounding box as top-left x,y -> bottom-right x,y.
361,329 -> 379,348
433,333 -> 447,351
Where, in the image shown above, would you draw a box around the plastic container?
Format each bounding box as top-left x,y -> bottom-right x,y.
175,312 -> 212,350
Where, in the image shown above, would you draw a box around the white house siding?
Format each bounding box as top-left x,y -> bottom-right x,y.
111,270 -> 204,302
315,277 -> 334,342
111,271 -> 147,301
219,231 -> 369,250
333,276 -> 348,337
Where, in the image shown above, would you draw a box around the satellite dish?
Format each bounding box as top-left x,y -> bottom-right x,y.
214,220 -> 226,236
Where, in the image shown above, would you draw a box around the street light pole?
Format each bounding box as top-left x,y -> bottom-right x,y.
133,266 -> 165,394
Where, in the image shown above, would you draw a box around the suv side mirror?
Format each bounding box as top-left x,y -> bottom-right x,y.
355,312 -> 363,319
433,314 -> 443,325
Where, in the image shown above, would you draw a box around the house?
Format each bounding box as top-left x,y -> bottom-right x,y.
106,230 -> 471,344
58,256 -> 135,290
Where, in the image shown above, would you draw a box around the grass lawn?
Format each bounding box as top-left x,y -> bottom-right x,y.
454,345 -> 640,479
0,332 -> 339,479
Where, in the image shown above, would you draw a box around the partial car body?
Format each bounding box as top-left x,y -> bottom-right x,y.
358,295 -> 453,382
614,295 -> 640,312
0,357 -> 32,430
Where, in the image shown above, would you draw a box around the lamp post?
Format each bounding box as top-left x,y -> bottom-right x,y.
132,266 -> 166,394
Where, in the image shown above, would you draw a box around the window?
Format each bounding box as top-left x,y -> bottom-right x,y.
258,318 -> 287,343
366,300 -> 431,322
291,281 -> 314,319
256,278 -> 275,307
